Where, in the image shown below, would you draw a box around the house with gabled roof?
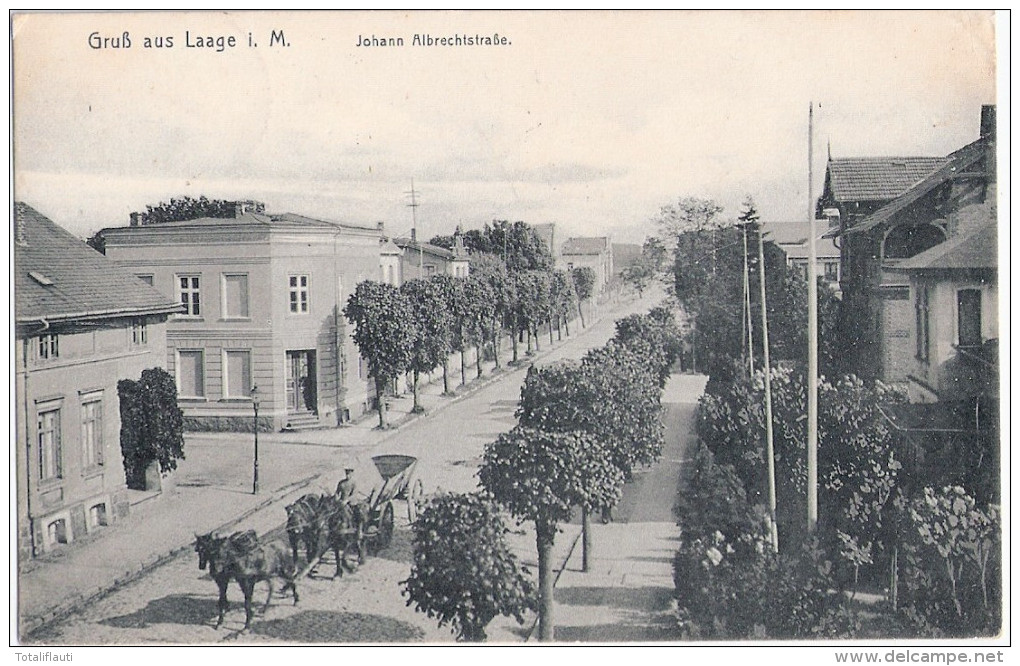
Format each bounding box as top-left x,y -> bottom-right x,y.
821,105 -> 996,384
879,217 -> 998,503
393,231 -> 470,282
14,203 -> 182,561
102,205 -> 387,432
559,236 -> 614,290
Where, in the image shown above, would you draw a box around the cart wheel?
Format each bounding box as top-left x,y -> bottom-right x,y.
379,502 -> 395,550
407,479 -> 424,523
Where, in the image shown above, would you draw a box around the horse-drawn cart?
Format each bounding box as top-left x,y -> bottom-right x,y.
362,454 -> 423,552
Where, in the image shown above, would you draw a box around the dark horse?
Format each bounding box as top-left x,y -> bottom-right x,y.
195,530 -> 299,630
285,493 -> 327,568
318,496 -> 368,579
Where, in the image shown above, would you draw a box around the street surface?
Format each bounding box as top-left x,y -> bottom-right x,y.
25,287 -> 705,644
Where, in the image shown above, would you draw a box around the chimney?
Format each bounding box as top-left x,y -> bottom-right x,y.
129,212 -> 142,227
980,105 -> 995,139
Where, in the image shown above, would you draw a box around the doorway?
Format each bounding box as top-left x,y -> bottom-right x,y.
286,350 -> 317,413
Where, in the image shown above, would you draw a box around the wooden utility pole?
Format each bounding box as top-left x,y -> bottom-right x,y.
407,179 -> 423,277
807,103 -> 819,534
742,224 -> 755,373
757,221 -> 778,554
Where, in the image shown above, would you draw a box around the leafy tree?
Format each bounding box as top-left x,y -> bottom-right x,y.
516,357 -> 652,569
401,278 -> 454,412
402,492 -> 535,641
469,253 -> 513,369
581,341 -> 665,475
479,426 -> 623,641
463,274 -> 497,378
612,307 -> 684,387
571,266 -> 597,328
139,196 -> 265,224
118,367 -> 185,490
343,281 -> 415,428
549,270 -> 577,340
428,274 -> 460,394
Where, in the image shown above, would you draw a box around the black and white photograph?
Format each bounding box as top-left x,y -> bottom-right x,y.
10,9 -> 1006,657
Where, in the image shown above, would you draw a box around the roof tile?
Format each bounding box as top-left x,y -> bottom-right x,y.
15,203 -> 181,323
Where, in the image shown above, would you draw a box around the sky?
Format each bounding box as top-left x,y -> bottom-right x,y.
12,10 -> 999,246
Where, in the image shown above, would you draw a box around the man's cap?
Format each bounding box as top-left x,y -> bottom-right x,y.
345,467 -> 355,473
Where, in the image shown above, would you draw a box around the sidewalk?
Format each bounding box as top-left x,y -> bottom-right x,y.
16,293 -> 645,641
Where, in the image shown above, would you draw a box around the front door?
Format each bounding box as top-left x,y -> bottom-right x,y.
286,350 -> 317,413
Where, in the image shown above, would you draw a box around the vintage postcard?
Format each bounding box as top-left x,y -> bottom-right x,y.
10,9 -> 1005,658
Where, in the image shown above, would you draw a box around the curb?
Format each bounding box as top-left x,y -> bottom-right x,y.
21,472 -> 324,640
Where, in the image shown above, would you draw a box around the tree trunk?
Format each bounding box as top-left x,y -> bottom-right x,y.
411,368 -> 421,413
476,344 -> 483,378
442,357 -> 450,394
557,316 -> 563,341
536,520 -> 556,642
511,319 -> 519,363
548,321 -> 554,345
565,316 -> 571,337
582,507 -> 592,573
491,325 -> 501,369
533,325 -> 541,352
375,376 -> 386,428
578,301 -> 586,328
460,349 -> 467,386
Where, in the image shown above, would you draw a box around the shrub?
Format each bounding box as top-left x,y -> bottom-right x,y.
897,486 -> 1001,637
118,367 -> 185,489
402,492 -> 535,641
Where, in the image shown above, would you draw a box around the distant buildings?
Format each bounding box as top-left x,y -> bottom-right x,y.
559,236 -> 614,290
14,203 -> 181,560
766,220 -> 841,287
393,230 -> 470,281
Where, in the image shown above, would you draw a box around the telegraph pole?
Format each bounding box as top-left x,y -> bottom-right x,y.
406,179 -> 423,277
757,219 -> 778,554
807,102 -> 819,533
742,223 -> 755,373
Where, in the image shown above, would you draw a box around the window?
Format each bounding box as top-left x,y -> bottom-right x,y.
38,408 -> 62,480
136,274 -> 154,287
178,350 -> 205,398
47,518 -> 68,546
38,334 -> 59,360
81,398 -> 103,468
386,265 -> 395,285
224,350 -> 252,398
131,318 -> 147,345
824,261 -> 839,281
222,274 -> 250,318
425,264 -> 437,276
915,285 -> 930,362
88,503 -> 108,528
957,289 -> 982,348
178,275 -> 201,316
289,275 -> 309,313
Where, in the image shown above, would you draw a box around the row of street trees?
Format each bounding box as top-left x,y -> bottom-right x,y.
344,221 -> 598,428
400,305 -> 682,641
658,196 -> 1000,638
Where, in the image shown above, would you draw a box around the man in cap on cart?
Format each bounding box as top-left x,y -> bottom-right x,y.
335,467 -> 358,503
